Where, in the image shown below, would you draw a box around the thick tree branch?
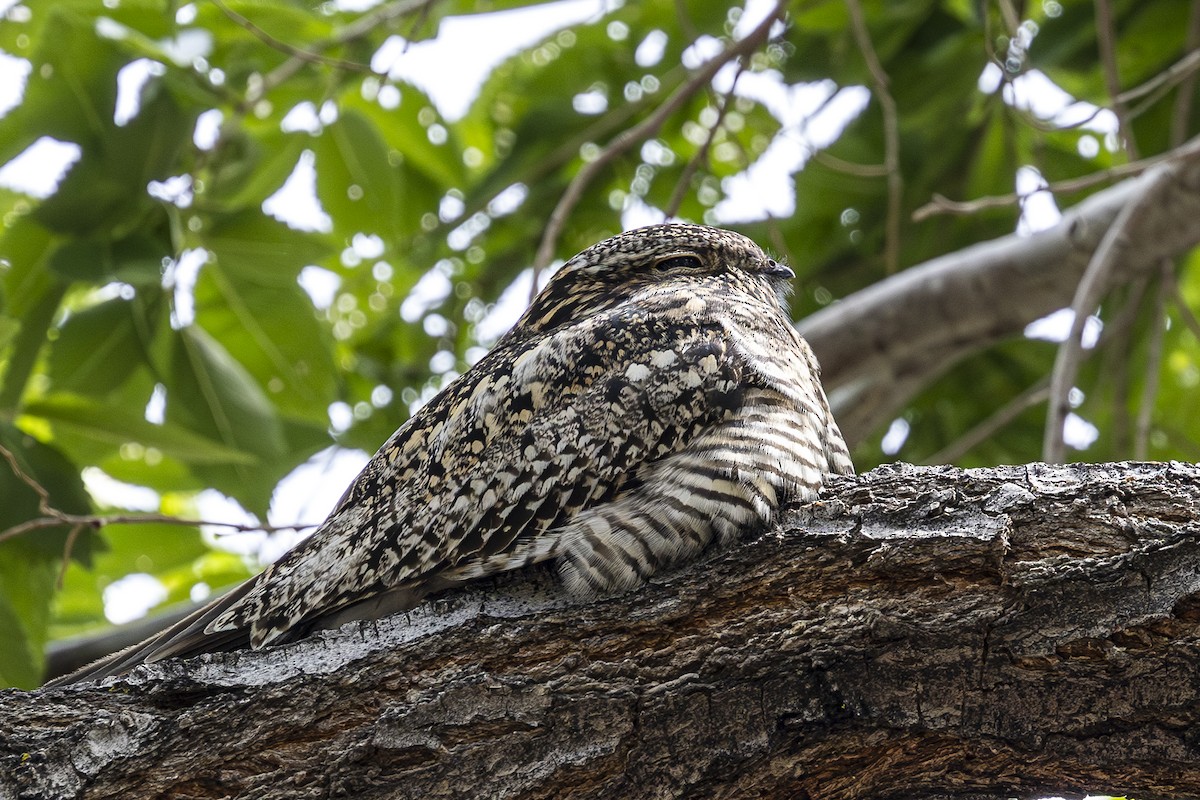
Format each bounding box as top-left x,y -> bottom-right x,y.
6,462 -> 1200,799
801,136 -> 1200,446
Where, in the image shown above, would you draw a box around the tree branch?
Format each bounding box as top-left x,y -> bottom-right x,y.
802,135 -> 1200,447
846,0 -> 903,273
9,462 -> 1200,799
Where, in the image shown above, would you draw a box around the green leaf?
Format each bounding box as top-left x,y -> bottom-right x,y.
313,109 -> 415,244
166,326 -> 287,513
168,326 -> 286,460
23,393 -> 260,466
47,233 -> 169,286
197,212 -> 337,420
48,296 -> 158,397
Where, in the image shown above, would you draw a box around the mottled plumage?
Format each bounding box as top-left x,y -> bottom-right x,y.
52,223 -> 853,685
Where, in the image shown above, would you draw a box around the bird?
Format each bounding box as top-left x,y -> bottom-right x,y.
48,223 -> 853,686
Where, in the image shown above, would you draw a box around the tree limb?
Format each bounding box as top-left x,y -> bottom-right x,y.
7,462 -> 1200,799
801,135 -> 1200,446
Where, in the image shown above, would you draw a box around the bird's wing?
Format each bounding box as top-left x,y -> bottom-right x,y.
201,305 -> 748,650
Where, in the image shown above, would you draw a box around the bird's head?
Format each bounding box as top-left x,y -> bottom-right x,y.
513,224 -> 795,336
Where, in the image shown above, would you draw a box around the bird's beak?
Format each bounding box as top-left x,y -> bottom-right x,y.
761,259 -> 796,280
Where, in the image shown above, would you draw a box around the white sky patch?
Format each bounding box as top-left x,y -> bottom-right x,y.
328,401 -> 353,433
1024,308 -> 1102,348
0,53 -> 30,118
634,29 -> 667,67
194,108 -> 223,149
372,0 -> 606,121
103,572 -> 169,624
145,382 -> 166,424
400,263 -> 454,322
1015,165 -> 1062,235
681,35 -> 722,69
298,265 -> 341,310
572,89 -> 608,115
622,195 -> 667,229
281,101 -> 322,134
165,247 -> 207,328
1064,412 -> 1099,450
0,136 -> 81,198
195,488 -> 260,555
114,58 -> 165,126
487,183 -> 528,217
83,467 -> 161,511
880,418 -> 910,455
147,174 -> 194,207
715,82 -> 869,222
262,150 -> 333,233
156,27 -> 213,67
474,263 -> 561,344
351,231 -> 385,259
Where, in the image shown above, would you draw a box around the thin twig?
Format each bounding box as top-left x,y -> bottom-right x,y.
809,148 -> 890,178
1167,270 -> 1200,343
996,0 -> 1021,35
663,65 -> 744,220
1171,9 -> 1200,147
1095,0 -> 1140,160
0,512 -> 318,546
1134,262 -> 1172,459
210,0 -> 375,75
1042,167 -> 1177,462
0,440 -> 56,516
912,145 -> 1190,221
1120,47 -> 1200,106
531,0 -> 789,273
0,442 -> 319,547
924,380 -> 1051,465
845,0 -> 902,273
56,524 -> 84,589
252,0 -> 438,101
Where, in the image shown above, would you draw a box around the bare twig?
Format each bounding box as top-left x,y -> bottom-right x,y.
809,149 -> 890,178
1121,47 -> 1200,107
845,0 -> 902,273
1171,9 -> 1200,146
996,0 -> 1021,35
925,379 -> 1051,465
1134,263 -> 1172,459
664,65 -> 744,220
531,0 -> 789,273
210,0 -> 375,75
1042,167 -> 1177,462
913,148 -> 1184,221
56,524 -> 85,589
1167,270 -> 1200,343
1095,0 -> 1140,160
252,0 -> 439,101
0,442 -> 319,548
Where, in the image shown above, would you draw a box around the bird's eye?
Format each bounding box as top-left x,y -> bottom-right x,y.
653,254 -> 705,272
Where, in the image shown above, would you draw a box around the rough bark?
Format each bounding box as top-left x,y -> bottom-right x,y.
801,138 -> 1200,445
5,461 -> 1200,800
